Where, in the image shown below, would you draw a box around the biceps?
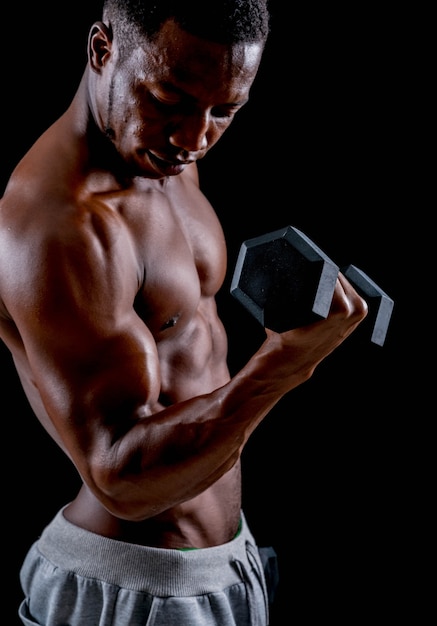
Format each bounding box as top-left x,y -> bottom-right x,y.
26,317 -> 162,432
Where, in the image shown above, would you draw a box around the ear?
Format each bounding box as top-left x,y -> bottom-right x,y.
88,21 -> 113,72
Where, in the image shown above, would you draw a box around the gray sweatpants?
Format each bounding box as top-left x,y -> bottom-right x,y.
19,506 -> 274,625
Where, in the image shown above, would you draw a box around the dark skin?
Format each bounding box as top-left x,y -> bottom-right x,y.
0,18 -> 367,549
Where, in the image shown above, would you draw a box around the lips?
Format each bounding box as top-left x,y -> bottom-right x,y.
147,151 -> 192,176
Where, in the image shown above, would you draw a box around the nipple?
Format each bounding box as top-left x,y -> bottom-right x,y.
160,314 -> 180,330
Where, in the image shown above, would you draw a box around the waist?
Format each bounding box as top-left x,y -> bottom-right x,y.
64,468 -> 242,548
35,505 -> 258,595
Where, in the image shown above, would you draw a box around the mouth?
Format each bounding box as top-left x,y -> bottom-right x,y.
146,151 -> 193,177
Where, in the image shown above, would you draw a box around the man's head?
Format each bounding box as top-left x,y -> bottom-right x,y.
102,0 -> 270,51
89,1 -> 270,179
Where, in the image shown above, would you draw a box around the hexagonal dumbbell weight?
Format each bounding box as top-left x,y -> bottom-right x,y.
341,264 -> 394,346
230,225 -> 394,346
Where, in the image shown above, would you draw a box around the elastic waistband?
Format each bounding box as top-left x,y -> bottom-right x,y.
36,506 -> 257,596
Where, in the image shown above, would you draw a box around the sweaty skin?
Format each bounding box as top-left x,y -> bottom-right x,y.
0,19 -> 367,549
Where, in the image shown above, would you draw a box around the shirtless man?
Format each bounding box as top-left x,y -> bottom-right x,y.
0,1 -> 367,624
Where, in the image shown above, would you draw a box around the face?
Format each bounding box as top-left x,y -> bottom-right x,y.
89,19 -> 264,178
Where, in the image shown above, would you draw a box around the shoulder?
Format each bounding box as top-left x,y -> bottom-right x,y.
0,165 -> 140,308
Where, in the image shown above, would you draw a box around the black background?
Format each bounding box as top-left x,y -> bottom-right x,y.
1,2 -> 422,624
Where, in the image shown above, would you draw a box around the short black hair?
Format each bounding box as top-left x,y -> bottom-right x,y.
102,0 -> 270,49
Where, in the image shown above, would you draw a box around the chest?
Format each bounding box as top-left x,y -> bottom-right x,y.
120,176 -> 227,335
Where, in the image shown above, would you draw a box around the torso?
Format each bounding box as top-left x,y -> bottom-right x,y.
0,119 -> 241,549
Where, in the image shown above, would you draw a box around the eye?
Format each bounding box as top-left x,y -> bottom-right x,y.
211,105 -> 242,120
149,91 -> 182,109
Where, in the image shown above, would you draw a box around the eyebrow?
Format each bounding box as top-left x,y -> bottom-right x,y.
158,81 -> 249,108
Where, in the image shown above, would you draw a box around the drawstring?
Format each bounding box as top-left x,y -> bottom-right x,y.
231,541 -> 270,626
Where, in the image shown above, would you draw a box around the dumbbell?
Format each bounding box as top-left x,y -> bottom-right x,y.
230,225 -> 394,346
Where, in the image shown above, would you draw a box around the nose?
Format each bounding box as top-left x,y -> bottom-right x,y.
168,112 -> 210,155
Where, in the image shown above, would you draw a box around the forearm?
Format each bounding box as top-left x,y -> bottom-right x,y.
88,331 -> 308,520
